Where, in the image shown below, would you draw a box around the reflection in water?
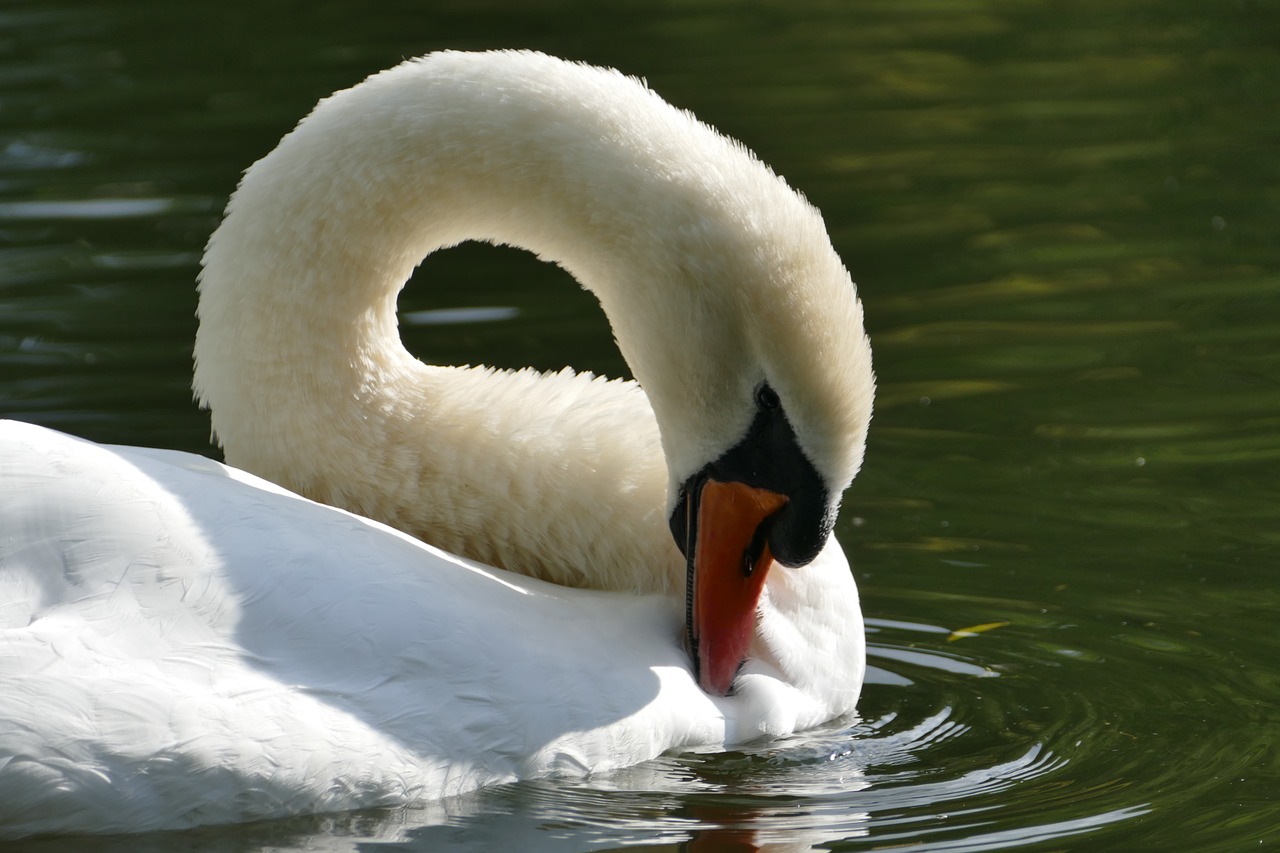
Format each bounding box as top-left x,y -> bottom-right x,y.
401,306 -> 521,327
0,197 -> 183,219
2,0 -> 1280,849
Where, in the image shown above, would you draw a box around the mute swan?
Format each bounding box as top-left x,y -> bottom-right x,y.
0,50 -> 874,837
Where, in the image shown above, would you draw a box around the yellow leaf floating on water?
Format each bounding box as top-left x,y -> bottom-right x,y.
946,621 -> 1010,642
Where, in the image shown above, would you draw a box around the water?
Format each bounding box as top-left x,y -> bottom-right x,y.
3,0 -> 1279,848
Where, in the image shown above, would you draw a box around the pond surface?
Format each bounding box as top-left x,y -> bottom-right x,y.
3,0 -> 1279,849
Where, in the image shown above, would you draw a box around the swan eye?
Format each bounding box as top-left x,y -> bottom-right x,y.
755,383 -> 780,412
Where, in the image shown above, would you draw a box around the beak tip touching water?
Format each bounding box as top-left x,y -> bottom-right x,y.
687,479 -> 788,697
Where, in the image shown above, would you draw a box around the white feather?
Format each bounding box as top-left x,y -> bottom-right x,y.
193,49 -> 874,593
1,50 -> 872,837
0,421 -> 862,836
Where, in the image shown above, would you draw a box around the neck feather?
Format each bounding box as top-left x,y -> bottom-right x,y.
194,50 -> 857,593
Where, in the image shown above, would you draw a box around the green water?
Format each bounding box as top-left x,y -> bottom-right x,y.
3,0 -> 1279,849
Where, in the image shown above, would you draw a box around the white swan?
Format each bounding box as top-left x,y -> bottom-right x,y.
0,50 -> 874,837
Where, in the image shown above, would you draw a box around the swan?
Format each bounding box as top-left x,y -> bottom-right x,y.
0,50 -> 874,837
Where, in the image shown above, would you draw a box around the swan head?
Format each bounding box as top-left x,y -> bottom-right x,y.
664,349 -> 873,697
671,384 -> 839,697
590,168 -> 875,696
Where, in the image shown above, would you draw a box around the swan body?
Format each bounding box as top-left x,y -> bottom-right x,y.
0,50 -> 874,837
0,421 -> 862,837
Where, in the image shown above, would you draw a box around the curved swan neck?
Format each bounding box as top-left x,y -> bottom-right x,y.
194,50 -> 871,593
197,52 -> 711,592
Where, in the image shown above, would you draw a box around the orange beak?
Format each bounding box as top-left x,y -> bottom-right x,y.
689,478 -> 789,696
